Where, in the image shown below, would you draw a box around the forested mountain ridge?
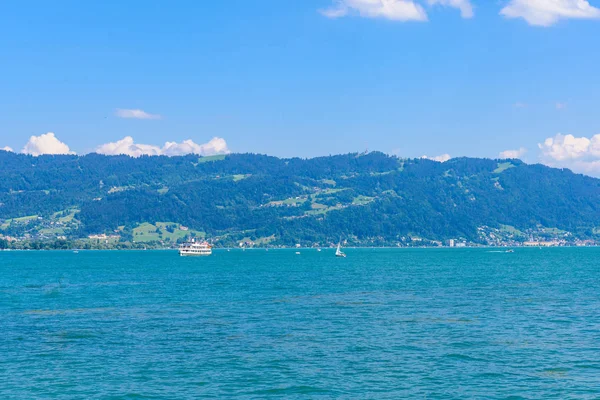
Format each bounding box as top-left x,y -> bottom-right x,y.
1,150 -> 599,247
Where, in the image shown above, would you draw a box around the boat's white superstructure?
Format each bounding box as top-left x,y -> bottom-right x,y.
179,239 -> 212,256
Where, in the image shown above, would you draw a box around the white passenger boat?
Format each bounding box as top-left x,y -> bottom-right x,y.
179,239 -> 212,256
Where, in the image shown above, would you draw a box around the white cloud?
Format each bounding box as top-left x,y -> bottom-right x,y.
115,108 -> 162,120
501,0 -> 600,27
1,146 -> 13,152
513,102 -> 528,108
427,0 -> 474,18
499,147 -> 527,159
21,133 -> 75,156
162,138 -> 230,156
539,133 -> 600,161
95,136 -> 230,157
96,137 -> 161,157
320,0 -> 428,21
539,133 -> 600,176
422,153 -> 451,162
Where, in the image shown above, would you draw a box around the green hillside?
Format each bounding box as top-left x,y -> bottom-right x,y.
1,151 -> 600,247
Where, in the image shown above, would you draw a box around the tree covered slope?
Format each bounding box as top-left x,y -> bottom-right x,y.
1,150 -> 599,245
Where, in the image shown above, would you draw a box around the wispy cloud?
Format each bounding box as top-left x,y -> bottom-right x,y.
555,102 -> 568,110
319,0 -> 474,21
320,0 -> 429,21
513,102 -> 528,109
501,0 -> 600,27
320,3 -> 351,18
427,0 -> 474,18
115,108 -> 162,120
95,137 -> 230,158
499,147 -> 527,159
21,133 -> 75,156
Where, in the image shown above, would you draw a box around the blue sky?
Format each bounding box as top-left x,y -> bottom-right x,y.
0,0 -> 599,173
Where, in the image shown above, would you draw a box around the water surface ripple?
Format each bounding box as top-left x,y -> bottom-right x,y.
1,248 -> 599,398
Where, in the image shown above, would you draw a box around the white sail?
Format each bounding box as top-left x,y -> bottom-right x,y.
335,242 -> 346,257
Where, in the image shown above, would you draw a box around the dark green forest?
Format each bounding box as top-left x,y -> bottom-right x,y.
1,149 -> 599,246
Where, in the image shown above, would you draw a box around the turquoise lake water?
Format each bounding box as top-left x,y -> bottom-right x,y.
1,248 -> 600,399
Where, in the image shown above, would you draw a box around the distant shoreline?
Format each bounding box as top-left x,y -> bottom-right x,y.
2,245 -> 598,252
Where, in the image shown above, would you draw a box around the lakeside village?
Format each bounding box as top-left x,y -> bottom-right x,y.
0,212 -> 598,250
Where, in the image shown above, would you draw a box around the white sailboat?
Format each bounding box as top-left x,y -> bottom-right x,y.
335,242 -> 346,258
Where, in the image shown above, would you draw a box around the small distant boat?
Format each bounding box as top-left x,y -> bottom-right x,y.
317,248 -> 322,252
73,250 -> 79,254
505,249 -> 514,253
179,239 -> 212,257
335,242 -> 347,258
295,251 -> 301,255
